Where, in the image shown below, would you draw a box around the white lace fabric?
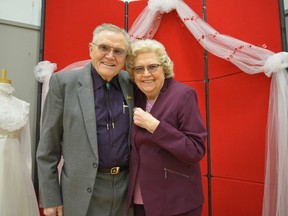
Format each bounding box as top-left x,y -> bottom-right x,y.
0,83 -> 29,132
0,83 -> 39,215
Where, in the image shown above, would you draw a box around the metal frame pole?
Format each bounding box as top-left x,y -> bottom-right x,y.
34,0 -> 46,196
278,0 -> 288,51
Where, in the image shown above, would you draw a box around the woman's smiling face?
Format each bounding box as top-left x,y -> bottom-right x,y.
133,52 -> 165,100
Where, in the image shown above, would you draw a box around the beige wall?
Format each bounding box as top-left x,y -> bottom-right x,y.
0,18 -> 40,180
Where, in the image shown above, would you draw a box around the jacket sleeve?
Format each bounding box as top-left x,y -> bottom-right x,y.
150,88 -> 207,164
36,73 -> 63,208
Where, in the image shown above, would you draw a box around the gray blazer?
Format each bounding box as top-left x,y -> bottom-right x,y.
37,63 -> 134,215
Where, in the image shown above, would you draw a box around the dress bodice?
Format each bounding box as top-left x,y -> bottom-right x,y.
0,84 -> 39,216
0,83 -> 30,134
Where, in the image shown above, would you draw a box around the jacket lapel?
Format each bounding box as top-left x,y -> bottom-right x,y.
77,64 -> 99,158
118,71 -> 134,126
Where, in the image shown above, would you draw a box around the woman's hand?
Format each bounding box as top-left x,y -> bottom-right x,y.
133,107 -> 160,133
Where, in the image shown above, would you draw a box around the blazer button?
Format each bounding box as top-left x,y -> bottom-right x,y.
87,187 -> 92,193
93,163 -> 97,168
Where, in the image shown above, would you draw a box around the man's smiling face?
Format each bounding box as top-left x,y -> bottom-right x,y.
89,30 -> 127,82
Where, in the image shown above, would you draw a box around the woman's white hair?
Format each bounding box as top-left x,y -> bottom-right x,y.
127,39 -> 174,80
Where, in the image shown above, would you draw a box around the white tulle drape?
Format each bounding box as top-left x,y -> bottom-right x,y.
33,61 -> 64,180
262,57 -> 288,216
33,60 -> 57,119
34,0 -> 288,215
129,0 -> 288,215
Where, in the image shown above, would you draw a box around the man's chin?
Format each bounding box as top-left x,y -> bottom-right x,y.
98,70 -> 119,81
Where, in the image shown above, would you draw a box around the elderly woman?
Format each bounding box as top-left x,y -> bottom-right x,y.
126,39 -> 207,216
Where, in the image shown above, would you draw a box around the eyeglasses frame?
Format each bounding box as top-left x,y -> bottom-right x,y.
92,43 -> 127,58
133,64 -> 162,74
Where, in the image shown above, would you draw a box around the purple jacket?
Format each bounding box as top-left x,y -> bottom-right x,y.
127,78 -> 207,216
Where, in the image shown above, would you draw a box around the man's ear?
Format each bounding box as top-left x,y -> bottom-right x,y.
88,43 -> 93,56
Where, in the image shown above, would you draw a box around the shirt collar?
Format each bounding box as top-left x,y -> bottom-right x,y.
91,66 -> 120,91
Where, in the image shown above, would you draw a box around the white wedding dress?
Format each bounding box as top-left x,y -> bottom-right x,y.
0,83 -> 40,216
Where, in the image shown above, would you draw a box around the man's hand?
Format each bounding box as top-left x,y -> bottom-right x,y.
43,205 -> 63,216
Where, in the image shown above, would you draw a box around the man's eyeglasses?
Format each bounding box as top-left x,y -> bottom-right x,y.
93,43 -> 127,58
133,64 -> 162,74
